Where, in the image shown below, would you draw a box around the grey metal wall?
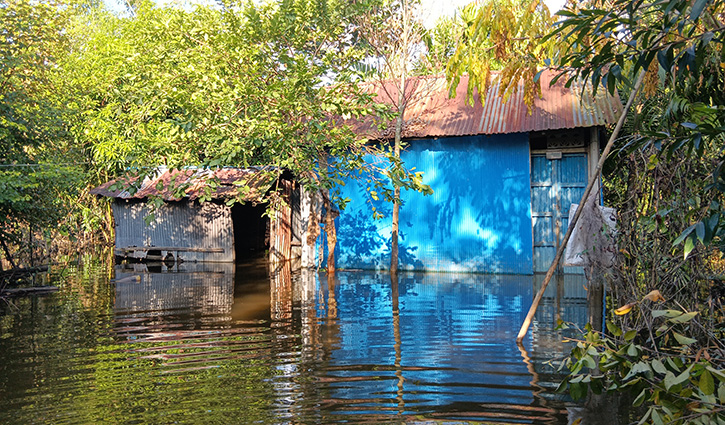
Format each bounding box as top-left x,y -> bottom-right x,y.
113,200 -> 234,262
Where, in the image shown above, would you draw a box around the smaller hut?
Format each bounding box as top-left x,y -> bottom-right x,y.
91,167 -> 303,264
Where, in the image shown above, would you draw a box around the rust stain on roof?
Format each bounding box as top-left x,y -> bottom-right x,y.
90,167 -> 278,202
347,71 -> 622,139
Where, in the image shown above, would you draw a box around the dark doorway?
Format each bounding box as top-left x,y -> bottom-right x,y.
231,203 -> 268,261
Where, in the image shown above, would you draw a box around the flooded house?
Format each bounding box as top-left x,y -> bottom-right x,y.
331,72 -> 622,274
91,167 -> 303,264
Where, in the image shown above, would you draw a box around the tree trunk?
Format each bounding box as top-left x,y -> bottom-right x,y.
323,193 -> 337,273
391,0 -> 409,274
301,186 -> 321,268
320,154 -> 337,273
390,133 -> 401,273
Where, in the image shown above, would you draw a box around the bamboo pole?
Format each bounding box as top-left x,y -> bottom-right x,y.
516,70 -> 646,343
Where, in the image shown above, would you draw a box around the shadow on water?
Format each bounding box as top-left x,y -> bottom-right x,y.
0,258 -> 628,424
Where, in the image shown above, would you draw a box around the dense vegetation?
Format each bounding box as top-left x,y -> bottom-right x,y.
546,0 -> 725,422
0,0 -> 432,272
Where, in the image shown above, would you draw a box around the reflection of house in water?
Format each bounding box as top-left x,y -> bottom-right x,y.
91,167 -> 303,264
114,262 -> 235,317
286,270 -> 591,422
333,72 -> 621,273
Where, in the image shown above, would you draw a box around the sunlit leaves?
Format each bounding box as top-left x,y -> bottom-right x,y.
70,0 -> 387,205
446,0 -> 555,110
0,0 -> 90,252
549,0 -> 725,262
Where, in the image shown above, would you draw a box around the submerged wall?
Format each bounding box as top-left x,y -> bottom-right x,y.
113,200 -> 235,262
333,134 -> 534,274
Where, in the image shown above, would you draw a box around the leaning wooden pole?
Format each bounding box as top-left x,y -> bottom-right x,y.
516,70 -> 646,344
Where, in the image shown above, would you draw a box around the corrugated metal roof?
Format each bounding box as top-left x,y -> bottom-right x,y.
90,167 -> 277,202
346,71 -> 622,139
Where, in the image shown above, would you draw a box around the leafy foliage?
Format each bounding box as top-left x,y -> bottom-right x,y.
558,300 -> 724,424
536,0 -> 725,421
68,0 -> 432,208
548,0 -> 725,258
71,1 -> 373,188
0,0 -> 90,267
445,0 -> 555,109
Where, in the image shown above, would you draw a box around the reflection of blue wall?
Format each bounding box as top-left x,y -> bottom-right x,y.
318,273 -> 535,411
335,134 -> 534,274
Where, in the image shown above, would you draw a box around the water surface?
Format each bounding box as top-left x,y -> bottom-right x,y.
0,257 -> 591,424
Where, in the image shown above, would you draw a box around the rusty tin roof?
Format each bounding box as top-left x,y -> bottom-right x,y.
90,167 -> 278,202
347,71 -> 622,139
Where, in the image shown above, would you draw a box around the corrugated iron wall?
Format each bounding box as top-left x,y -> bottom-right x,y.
113,200 -> 234,262
334,134 -> 534,274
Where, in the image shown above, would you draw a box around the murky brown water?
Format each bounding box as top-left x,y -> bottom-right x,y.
0,256 -> 598,424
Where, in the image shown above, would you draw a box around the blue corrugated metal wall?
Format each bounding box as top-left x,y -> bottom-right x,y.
333,134 -> 534,274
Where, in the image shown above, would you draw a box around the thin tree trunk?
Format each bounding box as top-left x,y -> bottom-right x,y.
391,0 -> 409,274
104,200 -> 114,245
320,154 -> 337,273
391,115 -> 401,273
29,225 -> 34,268
323,193 -> 337,273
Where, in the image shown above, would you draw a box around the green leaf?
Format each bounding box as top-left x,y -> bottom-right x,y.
652,309 -> 678,318
555,377 -> 569,393
664,368 -> 692,390
606,321 -> 622,337
627,343 -> 638,357
673,332 -> 697,345
681,121 -> 698,130
706,366 -> 725,382
633,388 -> 648,407
674,224 -> 696,245
652,359 -> 668,375
570,382 -> 586,400
657,48 -> 671,71
695,221 -> 705,243
689,0 -> 709,21
624,330 -> 637,341
699,369 -> 715,395
625,362 -> 653,380
669,311 -> 698,323
582,355 -> 597,370
684,234 -> 695,259
637,408 -> 652,425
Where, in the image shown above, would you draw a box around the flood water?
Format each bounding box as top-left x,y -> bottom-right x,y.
0,256 -> 595,424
